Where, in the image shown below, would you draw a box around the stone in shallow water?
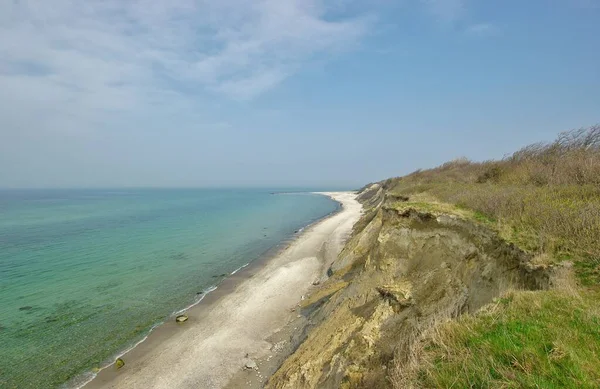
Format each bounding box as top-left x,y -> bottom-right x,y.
115,358 -> 125,369
176,314 -> 188,323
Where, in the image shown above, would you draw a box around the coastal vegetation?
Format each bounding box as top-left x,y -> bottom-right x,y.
267,125 -> 600,388
385,125 -> 600,282
387,125 -> 600,388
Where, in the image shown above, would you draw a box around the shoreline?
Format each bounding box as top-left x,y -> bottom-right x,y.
84,191 -> 361,389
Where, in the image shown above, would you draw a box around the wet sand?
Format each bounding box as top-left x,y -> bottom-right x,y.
85,192 -> 362,389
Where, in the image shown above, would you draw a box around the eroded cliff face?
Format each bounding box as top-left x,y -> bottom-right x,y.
267,190 -> 551,389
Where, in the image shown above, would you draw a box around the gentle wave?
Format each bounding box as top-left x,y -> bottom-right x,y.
174,285 -> 218,316
74,284 -> 219,389
230,263 -> 250,275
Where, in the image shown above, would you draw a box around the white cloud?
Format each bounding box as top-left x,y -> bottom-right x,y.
0,0 -> 493,138
0,0 -> 372,135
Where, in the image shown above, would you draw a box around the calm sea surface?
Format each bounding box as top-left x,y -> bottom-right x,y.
0,188 -> 339,388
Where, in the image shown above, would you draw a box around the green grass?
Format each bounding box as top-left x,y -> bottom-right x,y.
574,259 -> 600,287
382,126 -> 600,388
409,290 -> 600,389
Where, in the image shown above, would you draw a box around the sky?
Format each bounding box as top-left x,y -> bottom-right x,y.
1,0 -> 599,188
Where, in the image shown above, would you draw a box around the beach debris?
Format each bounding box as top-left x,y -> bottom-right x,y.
19,306 -> 33,311
301,295 -> 305,300
115,358 -> 125,369
244,359 -> 257,370
290,307 -> 296,312
312,279 -> 320,286
175,314 -> 189,323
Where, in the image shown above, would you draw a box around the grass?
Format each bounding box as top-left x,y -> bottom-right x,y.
394,290 -> 600,389
384,125 -> 600,282
381,125 -> 600,388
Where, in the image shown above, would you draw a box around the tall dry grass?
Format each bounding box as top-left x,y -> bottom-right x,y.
388,125 -> 600,281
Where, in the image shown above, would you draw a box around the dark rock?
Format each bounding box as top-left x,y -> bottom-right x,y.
19,306 -> 33,311
376,284 -> 414,309
312,280 -> 320,286
176,314 -> 188,323
115,358 -> 125,369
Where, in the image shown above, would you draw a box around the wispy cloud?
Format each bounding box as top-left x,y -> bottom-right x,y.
421,1 -> 497,37
0,0 -> 494,138
0,0 -> 372,135
421,0 -> 466,23
465,23 -> 499,37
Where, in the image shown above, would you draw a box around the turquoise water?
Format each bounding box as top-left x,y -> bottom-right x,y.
0,189 -> 338,388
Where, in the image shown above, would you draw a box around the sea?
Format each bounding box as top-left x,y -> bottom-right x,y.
0,188 -> 340,388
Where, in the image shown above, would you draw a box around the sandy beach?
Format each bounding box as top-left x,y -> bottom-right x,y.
86,192 -> 362,389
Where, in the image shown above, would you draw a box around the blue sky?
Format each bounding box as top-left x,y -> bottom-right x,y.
1,0 -> 599,188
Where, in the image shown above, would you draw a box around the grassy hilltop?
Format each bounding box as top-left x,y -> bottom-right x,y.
382,125 -> 600,282
383,125 -> 600,388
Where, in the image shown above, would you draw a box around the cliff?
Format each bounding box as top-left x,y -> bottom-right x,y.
266,126 -> 600,389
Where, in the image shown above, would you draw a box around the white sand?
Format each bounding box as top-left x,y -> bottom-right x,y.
88,192 -> 362,389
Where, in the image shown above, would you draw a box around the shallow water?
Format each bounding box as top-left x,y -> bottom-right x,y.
0,189 -> 338,388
